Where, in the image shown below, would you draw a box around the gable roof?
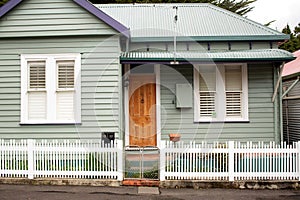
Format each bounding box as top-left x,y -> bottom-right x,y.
0,0 -> 129,37
96,4 -> 288,42
283,50 -> 300,78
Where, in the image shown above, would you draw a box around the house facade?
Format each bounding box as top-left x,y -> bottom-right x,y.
0,0 -> 294,148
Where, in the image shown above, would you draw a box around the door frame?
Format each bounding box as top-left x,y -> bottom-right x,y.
124,64 -> 161,148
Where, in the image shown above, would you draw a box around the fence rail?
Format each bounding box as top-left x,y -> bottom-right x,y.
0,139 -> 123,180
160,141 -> 300,181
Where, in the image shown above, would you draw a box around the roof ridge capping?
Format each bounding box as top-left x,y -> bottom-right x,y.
206,3 -> 286,36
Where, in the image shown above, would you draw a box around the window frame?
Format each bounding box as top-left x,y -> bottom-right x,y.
193,63 -> 248,122
21,54 -> 81,124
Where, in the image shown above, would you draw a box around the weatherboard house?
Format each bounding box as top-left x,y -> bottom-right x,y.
282,50 -> 300,143
0,0 -> 295,147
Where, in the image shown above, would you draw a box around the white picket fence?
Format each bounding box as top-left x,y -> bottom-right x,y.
160,141 -> 300,181
0,139 -> 123,180
1,139 -> 300,182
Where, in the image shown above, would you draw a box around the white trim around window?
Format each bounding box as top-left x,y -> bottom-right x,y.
193,63 -> 248,122
21,54 -> 81,124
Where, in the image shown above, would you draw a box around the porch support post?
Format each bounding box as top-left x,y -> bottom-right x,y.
228,141 -> 234,182
272,62 -> 285,103
159,140 -> 166,181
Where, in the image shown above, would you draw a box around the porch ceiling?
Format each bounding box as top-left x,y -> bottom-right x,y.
120,49 -> 295,63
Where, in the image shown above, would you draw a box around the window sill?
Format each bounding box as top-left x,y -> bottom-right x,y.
194,119 -> 249,123
20,121 -> 81,125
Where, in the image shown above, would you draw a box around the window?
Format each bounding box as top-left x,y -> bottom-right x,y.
21,54 -> 81,124
194,64 -> 248,122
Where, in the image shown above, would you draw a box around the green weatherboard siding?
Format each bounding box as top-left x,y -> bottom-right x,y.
0,36 -> 121,139
0,0 -> 117,38
160,64 -> 276,142
0,0 -> 122,139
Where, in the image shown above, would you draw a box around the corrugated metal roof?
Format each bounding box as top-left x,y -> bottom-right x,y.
283,50 -> 300,77
120,49 -> 294,62
95,4 -> 288,41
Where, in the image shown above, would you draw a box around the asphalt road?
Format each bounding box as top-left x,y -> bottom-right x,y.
0,184 -> 300,200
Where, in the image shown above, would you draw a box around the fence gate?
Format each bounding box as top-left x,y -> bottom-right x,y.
124,146 -> 159,180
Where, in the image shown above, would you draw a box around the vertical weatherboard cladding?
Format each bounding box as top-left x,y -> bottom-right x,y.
160,64 -> 276,142
0,0 -> 122,139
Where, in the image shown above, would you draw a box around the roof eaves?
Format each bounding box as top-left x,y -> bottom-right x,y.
0,0 -> 22,18
120,49 -> 295,63
283,72 -> 300,80
131,35 -> 290,42
120,57 -> 295,63
73,0 -> 129,38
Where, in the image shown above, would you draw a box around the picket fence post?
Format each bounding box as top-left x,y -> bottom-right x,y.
117,140 -> 123,181
159,140 -> 166,181
27,139 -> 35,179
228,141 -> 234,182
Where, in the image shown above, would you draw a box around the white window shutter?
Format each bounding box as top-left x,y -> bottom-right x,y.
199,91 -> 215,117
57,61 -> 75,89
198,66 -> 216,117
28,91 -> 47,120
56,61 -> 75,121
28,61 -> 47,120
56,91 -> 74,120
29,61 -> 46,89
225,66 -> 242,117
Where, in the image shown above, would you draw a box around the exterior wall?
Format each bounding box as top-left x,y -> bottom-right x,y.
0,0 -> 117,38
160,63 -> 277,142
283,78 -> 300,143
0,36 -> 121,139
0,0 -> 122,139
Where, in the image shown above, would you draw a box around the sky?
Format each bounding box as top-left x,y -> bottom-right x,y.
247,0 -> 300,32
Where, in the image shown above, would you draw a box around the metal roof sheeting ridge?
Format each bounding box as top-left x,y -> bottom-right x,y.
95,3 -> 288,41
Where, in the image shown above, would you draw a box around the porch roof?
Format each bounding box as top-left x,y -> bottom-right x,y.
120,49 -> 295,63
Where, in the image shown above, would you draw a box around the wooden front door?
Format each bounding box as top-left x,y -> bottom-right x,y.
129,75 -> 156,147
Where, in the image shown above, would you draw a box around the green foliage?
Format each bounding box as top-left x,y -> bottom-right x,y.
90,0 -> 257,16
0,0 -> 9,7
279,23 -> 300,53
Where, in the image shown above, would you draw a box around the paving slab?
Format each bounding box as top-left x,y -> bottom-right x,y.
138,186 -> 160,194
